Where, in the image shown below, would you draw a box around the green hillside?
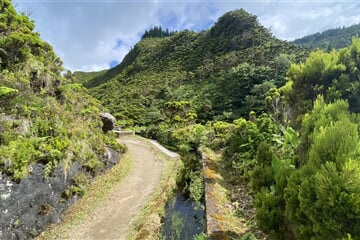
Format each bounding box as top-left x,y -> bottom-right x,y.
77,9 -> 306,128
73,69 -> 107,85
73,54 -> 134,88
292,23 -> 360,50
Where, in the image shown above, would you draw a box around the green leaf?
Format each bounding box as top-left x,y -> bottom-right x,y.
0,86 -> 18,98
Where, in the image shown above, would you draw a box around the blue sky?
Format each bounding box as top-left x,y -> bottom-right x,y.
14,0 -> 360,72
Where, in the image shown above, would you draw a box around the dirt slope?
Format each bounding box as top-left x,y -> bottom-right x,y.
65,136 -> 166,240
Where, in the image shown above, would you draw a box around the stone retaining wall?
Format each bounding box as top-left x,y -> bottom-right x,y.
201,152 -> 227,240
113,130 -> 135,138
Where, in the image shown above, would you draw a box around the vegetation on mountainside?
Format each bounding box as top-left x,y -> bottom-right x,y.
0,0 -> 124,181
72,69 -> 107,85
292,22 -> 360,50
75,10 -> 306,218
74,7 -> 360,240
78,9 -> 306,127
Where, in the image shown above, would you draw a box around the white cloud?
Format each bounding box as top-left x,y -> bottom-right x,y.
15,1 -> 160,71
256,2 -> 360,40
208,2 -> 360,40
13,1 -> 360,71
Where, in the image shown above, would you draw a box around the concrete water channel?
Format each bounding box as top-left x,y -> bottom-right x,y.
113,129 -> 225,239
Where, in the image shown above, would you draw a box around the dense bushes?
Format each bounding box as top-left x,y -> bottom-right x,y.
245,39 -> 360,239
219,97 -> 360,239
284,98 -> 360,239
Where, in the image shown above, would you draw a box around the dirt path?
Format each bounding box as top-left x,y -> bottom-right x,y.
66,136 -> 167,240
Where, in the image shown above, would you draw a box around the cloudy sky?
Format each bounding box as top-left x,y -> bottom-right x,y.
14,0 -> 360,72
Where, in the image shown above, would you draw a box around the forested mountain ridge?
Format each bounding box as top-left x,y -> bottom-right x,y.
292,22 -> 360,50
75,9 -> 307,127
0,1 -> 124,238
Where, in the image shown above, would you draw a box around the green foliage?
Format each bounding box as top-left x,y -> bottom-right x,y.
249,126 -> 297,237
218,109 -> 298,237
250,143 -> 274,192
240,232 -> 257,240
0,138 -> 35,179
84,155 -> 104,175
207,121 -> 233,150
223,114 -> 278,177
0,0 -> 62,73
0,0 -> 123,182
162,123 -> 207,203
248,100 -> 360,238
71,172 -> 89,196
285,160 -> 360,239
0,86 -> 17,98
43,161 -> 54,179
254,188 -> 283,235
212,63 -> 276,118
193,232 -> 207,240
308,119 -> 359,168
298,96 -> 352,165
287,38 -> 360,119
209,9 -> 272,52
164,101 -> 197,125
189,170 -> 204,203
284,100 -> 360,239
286,49 -> 346,117
171,124 -> 207,154
103,132 -> 127,153
73,69 -> 107,85
69,185 -> 85,197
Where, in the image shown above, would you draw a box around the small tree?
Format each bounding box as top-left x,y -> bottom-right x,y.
285,100 -> 360,239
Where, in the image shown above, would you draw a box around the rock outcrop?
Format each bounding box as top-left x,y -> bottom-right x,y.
100,112 -> 116,132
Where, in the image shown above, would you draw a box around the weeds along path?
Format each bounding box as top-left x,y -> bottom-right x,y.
66,136 -> 167,240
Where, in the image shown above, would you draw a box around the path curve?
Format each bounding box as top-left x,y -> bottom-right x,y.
67,136 -> 166,240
